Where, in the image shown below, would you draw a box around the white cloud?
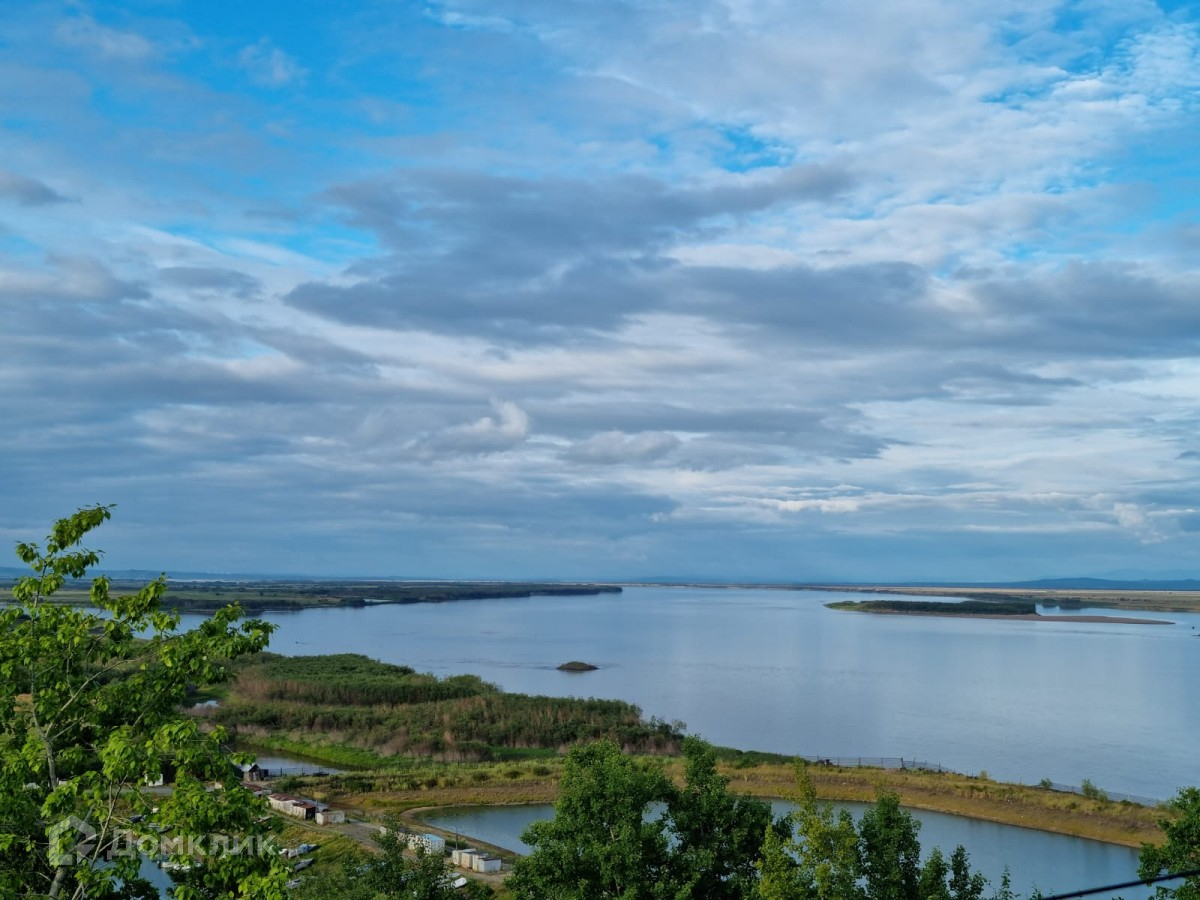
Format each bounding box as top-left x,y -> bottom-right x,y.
4,1 -> 1200,578
238,39 -> 307,88
766,497 -> 862,514
1112,502 -> 1166,543
55,14 -> 156,61
408,400 -> 531,460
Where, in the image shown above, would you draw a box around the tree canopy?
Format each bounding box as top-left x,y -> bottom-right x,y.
507,736 -> 772,899
1140,788 -> 1200,900
0,506 -> 286,898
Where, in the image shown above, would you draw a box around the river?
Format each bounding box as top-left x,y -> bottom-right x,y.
180,585 -> 1200,798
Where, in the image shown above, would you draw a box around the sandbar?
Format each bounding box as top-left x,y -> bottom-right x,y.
870,610 -> 1172,625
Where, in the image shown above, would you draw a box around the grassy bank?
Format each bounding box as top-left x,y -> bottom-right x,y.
285,756 -> 1167,849
719,762 -> 1166,848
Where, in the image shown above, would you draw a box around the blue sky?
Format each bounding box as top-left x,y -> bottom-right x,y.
2,0 -> 1200,580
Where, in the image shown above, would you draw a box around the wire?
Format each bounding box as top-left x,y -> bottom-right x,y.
1039,867 -> 1200,899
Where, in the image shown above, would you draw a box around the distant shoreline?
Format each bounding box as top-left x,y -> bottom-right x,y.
862,610 -> 1172,625
0,580 -> 622,614
801,583 -> 1200,613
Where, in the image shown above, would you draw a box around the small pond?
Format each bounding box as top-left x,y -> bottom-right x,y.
419,801 -> 1158,899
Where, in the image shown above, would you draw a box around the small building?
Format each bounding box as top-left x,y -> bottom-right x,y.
267,793 -> 317,820
471,854 -> 501,874
452,848 -> 480,867
294,801 -> 318,820
315,809 -> 345,826
407,833 -> 446,854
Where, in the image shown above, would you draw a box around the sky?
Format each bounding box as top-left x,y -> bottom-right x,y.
2,0 -> 1200,581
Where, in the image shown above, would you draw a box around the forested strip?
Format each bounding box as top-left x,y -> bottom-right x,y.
830,599 -> 1038,615
210,653 -> 682,760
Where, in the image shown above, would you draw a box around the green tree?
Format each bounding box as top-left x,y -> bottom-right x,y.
989,868 -> 1017,900
918,847 -> 952,900
762,770 -> 992,900
1139,787 -> 1200,900
0,506 -> 285,899
292,857 -> 377,900
666,736 -> 772,899
786,766 -> 863,900
293,826 -> 496,900
367,826 -> 485,899
949,846 -> 987,900
857,791 -> 922,900
754,816 -> 805,900
507,740 -> 675,900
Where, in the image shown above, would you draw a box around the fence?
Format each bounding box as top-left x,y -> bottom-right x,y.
1038,780 -> 1161,808
796,755 -> 951,773
261,765 -> 339,778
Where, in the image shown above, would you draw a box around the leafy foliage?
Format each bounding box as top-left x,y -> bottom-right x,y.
508,737 -> 771,900
234,654 -> 490,706
757,765 -> 1003,900
667,737 -> 773,898
0,507 -> 286,898
1139,788 -> 1200,900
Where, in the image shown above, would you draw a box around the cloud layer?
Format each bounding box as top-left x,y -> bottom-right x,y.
1,0 -> 1198,579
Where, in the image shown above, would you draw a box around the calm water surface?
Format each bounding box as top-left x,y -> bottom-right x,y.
420,801 -> 1153,899
182,586 -> 1200,797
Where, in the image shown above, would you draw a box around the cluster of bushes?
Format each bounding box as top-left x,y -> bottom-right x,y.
234,653 -> 493,706
211,653 -> 683,760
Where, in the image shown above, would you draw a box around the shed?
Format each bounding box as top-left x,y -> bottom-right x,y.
315,809 -> 345,826
471,854 -> 501,874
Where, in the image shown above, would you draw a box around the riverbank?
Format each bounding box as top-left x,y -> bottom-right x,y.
1,579 -> 622,614
825,597 -> 1172,624
845,609 -> 1171,625
812,584 -> 1200,613
294,757 -> 1168,849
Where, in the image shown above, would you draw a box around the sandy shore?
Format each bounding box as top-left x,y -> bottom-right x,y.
871,610 -> 1172,625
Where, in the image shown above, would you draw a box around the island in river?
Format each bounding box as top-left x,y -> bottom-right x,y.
826,597 -> 1171,624
557,660 -> 599,671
